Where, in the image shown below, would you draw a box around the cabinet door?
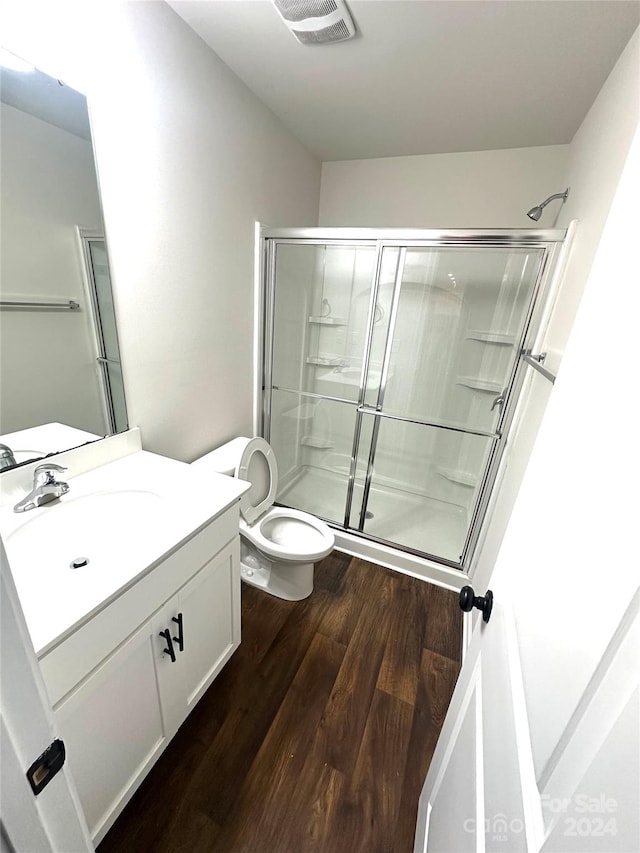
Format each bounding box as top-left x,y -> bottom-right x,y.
171,538 -> 241,714
54,617 -> 178,844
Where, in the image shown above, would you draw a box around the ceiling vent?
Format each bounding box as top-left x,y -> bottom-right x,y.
271,0 -> 356,45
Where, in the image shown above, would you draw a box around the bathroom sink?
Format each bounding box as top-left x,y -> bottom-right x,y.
5,490 -> 163,576
0,441 -> 250,656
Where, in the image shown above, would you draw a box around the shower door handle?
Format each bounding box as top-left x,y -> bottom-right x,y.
491,393 -> 506,413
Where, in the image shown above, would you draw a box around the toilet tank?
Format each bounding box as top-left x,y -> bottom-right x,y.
191,437 -> 252,477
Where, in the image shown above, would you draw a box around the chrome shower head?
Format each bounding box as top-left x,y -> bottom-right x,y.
527,188 -> 569,222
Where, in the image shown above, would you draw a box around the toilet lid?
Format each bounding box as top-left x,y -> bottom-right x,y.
236,437 -> 278,525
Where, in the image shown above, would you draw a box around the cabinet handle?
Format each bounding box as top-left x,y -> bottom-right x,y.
172,613 -> 184,652
159,629 -> 176,663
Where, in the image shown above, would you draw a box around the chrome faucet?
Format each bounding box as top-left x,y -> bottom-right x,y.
13,463 -> 70,513
0,443 -> 17,471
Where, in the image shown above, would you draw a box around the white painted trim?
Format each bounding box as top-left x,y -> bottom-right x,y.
333,528 -> 466,592
417,802 -> 432,853
539,587 -> 640,835
503,606 -> 545,851
462,611 -> 473,660
475,676 -> 486,853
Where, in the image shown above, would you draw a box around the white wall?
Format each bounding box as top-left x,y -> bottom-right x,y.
88,2 -> 321,462
0,0 -> 321,463
319,144 -> 568,228
0,102 -> 105,436
548,28 -> 640,375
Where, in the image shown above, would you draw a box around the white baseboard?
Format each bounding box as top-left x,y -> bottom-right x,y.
333,529 -> 467,592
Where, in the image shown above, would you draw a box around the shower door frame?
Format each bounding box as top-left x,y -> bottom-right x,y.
260,227 -> 566,573
77,228 -> 128,435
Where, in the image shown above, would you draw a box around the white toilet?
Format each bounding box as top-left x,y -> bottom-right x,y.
192,437 -> 334,601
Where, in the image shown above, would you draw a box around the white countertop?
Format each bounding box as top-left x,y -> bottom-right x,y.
0,442 -> 248,656
0,422 -> 101,466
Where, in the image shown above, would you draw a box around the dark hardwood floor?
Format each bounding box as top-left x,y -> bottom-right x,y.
98,553 -> 462,853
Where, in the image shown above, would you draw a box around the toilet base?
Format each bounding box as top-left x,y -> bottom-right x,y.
240,538 -> 314,601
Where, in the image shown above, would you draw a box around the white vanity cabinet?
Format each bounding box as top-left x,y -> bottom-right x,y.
38,506 -> 241,845
53,613 -> 177,840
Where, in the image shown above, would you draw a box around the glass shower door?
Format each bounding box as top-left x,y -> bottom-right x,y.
263,231 -> 562,570
349,245 -> 544,565
267,241 -> 377,524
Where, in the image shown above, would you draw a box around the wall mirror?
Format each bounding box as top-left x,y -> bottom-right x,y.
0,52 -> 127,471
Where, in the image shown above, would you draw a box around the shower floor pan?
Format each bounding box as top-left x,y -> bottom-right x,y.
278,465 -> 467,564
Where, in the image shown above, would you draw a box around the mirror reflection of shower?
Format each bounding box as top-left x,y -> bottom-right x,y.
78,231 -> 128,435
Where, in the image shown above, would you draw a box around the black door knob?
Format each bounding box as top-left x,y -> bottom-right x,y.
459,585 -> 493,623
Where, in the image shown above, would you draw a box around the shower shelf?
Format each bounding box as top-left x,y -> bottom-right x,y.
305,356 -> 344,366
437,467 -> 478,488
457,376 -> 503,393
308,316 -> 347,326
282,403 -> 317,420
466,330 -> 515,345
301,436 -> 333,449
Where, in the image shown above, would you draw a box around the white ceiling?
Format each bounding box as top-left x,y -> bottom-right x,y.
166,0 -> 639,162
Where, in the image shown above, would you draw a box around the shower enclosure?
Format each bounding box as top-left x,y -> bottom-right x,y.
261,228 -> 565,571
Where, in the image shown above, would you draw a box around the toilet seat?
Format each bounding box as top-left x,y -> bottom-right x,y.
233,438 -> 334,563
241,507 -> 334,563
191,435 -> 334,598
236,437 -> 278,524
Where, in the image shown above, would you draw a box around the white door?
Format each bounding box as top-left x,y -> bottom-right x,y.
416,128 -> 640,852
416,600 -> 538,853
0,542 -> 92,853
416,594 -> 639,853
